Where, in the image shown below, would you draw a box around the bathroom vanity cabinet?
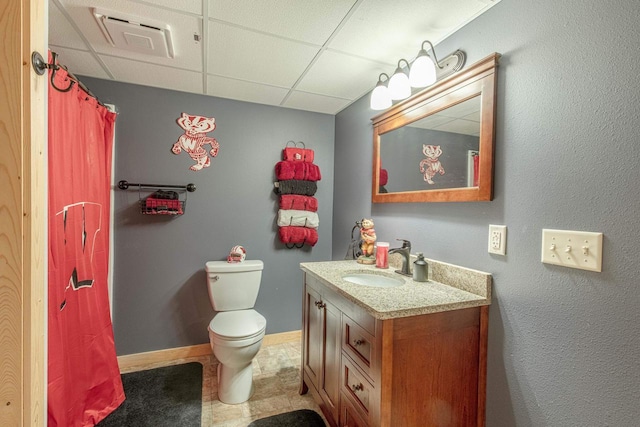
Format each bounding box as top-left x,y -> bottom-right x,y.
300,262 -> 491,427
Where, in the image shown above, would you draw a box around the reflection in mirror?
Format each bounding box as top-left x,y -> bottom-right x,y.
372,53 -> 500,203
379,96 -> 481,193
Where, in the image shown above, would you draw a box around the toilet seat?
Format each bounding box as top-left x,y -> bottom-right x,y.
209,309 -> 266,342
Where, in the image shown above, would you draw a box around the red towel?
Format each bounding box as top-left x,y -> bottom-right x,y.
275,161 -> 321,181
279,195 -> 318,212
282,147 -> 314,163
379,168 -> 388,186
142,197 -> 183,215
278,226 -> 318,246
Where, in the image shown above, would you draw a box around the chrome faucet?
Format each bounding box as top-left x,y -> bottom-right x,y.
388,239 -> 412,276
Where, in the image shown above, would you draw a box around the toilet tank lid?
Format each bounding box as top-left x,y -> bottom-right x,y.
205,259 -> 263,273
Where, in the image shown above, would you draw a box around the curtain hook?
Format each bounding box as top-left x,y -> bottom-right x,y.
49,51 -> 75,92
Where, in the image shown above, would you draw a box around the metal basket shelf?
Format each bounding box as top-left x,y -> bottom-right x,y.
117,180 -> 196,216
140,197 -> 185,215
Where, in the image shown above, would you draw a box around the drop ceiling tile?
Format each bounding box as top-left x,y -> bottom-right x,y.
59,0 -> 203,71
49,1 -> 88,50
410,115 -> 454,130
48,46 -> 111,79
330,0 -> 497,64
206,75 -> 289,106
208,0 -> 355,45
434,119 -> 480,135
296,50 -> 388,99
100,55 -> 203,93
147,0 -> 202,15
208,21 -> 320,88
283,91 -> 351,115
462,110 -> 481,122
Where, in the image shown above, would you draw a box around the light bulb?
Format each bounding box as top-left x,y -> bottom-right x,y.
409,50 -> 437,87
388,68 -> 411,100
370,83 -> 392,110
370,73 -> 392,110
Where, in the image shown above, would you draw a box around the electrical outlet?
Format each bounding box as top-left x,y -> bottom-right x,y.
488,225 -> 507,255
541,229 -> 603,272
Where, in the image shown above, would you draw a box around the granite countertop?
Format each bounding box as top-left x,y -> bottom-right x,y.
300,259 -> 492,320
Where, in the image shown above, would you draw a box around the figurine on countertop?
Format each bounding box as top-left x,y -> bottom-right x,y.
357,218 -> 376,265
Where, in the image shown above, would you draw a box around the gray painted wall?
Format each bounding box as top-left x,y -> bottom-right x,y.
333,0 -> 639,426
82,77 -> 334,355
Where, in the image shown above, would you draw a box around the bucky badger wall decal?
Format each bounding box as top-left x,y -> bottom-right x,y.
172,112 -> 220,171
419,144 -> 445,184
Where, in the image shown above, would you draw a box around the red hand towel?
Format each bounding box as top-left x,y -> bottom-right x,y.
278,226 -> 318,246
379,168 -> 388,186
282,147 -> 315,163
279,195 -> 318,212
275,161 -> 322,181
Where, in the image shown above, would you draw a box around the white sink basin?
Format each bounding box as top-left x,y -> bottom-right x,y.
342,273 -> 404,288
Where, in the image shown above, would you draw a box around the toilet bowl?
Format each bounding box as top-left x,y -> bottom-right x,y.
205,260 -> 266,404
208,309 -> 266,404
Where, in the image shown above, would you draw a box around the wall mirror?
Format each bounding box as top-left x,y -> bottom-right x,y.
372,53 -> 500,203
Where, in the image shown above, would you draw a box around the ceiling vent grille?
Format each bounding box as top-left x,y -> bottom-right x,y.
93,8 -> 174,58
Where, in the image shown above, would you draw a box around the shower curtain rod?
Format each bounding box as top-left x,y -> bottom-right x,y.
40,51 -> 105,106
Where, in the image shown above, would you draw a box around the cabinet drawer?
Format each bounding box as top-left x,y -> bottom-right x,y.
340,393 -> 368,427
341,356 -> 373,417
342,315 -> 374,379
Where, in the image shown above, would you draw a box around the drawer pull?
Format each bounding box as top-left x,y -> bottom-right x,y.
350,383 -> 364,392
353,338 -> 366,346
315,300 -> 326,309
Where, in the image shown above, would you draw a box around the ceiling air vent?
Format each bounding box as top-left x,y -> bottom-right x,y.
93,8 -> 174,58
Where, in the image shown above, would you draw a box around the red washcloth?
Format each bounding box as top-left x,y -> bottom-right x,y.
279,195 -> 318,212
379,168 -> 388,186
278,226 -> 318,246
275,161 -> 322,182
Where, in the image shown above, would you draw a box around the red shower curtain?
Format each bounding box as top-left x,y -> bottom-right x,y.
47,55 -> 124,426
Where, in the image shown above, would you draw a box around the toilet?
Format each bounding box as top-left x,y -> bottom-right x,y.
205,260 -> 267,404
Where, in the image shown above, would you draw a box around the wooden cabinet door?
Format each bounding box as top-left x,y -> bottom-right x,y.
319,298 -> 341,422
303,285 -> 323,388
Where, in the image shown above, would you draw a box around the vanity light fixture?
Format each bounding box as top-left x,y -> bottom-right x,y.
387,59 -> 411,100
370,40 -> 466,110
370,73 -> 392,110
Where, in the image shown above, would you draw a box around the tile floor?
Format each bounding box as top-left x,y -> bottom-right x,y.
120,340 -> 326,427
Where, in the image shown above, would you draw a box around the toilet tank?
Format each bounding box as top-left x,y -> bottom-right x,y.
205,260 -> 263,311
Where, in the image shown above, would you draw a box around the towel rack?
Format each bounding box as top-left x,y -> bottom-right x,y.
117,180 -> 196,192
117,180 -> 196,215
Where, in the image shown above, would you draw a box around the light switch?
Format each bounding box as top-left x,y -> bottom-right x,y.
541,229 -> 603,272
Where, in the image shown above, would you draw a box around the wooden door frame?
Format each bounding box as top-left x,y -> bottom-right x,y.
0,0 -> 47,426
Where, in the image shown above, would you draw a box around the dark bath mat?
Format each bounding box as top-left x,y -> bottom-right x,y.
248,409 -> 326,427
97,362 -> 202,427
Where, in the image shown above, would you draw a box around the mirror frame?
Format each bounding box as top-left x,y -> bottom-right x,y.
371,53 -> 500,203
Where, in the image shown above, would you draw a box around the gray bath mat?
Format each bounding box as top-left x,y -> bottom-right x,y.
97,362 -> 202,427
248,409 -> 325,426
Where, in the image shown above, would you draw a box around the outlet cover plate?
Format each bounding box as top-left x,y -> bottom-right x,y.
541,229 -> 603,272
488,224 -> 507,255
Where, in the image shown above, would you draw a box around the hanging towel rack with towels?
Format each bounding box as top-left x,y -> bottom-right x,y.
117,180 -> 196,215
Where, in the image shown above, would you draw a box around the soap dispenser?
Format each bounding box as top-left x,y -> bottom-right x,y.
412,253 -> 428,282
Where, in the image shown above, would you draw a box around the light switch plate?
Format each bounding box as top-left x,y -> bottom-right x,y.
488,225 -> 507,255
541,229 -> 603,272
